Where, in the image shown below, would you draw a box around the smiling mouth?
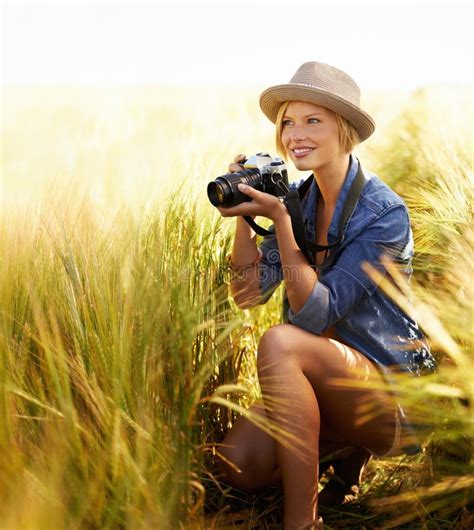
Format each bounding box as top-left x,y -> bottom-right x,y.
292,147 -> 315,158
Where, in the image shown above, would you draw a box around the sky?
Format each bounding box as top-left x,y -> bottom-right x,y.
1,1 -> 473,90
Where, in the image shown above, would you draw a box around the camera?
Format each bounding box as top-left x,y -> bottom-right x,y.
207,153 -> 289,208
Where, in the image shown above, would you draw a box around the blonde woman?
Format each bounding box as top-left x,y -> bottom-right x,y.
215,62 -> 436,530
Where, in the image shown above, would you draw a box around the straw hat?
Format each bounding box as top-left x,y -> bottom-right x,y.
259,61 -> 375,141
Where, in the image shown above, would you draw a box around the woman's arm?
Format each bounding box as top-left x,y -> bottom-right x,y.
228,217 -> 262,309
221,183 -> 316,311
230,216 -> 259,266
286,205 -> 413,334
272,210 -> 319,314
217,154 -> 264,309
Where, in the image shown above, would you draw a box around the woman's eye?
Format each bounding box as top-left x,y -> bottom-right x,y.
282,118 -> 320,126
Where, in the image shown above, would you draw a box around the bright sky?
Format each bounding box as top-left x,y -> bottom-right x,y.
1,1 -> 472,90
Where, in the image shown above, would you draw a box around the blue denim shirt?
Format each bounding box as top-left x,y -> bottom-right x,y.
257,155 -> 437,452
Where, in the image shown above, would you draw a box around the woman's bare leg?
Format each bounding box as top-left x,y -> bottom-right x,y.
257,331 -> 320,529
256,324 -> 399,530
215,323 -> 401,529
215,402 -> 349,493
214,401 -> 280,491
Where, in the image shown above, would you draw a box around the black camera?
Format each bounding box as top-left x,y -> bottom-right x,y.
207,153 -> 289,208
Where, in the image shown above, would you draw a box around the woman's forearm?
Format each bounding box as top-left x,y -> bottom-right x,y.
273,210 -> 318,314
229,217 -> 262,308
231,217 -> 259,266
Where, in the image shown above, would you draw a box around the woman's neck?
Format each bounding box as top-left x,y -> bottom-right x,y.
313,153 -> 351,209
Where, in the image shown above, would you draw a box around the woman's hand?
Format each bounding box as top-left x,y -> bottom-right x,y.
217,154 -> 289,223
217,184 -> 287,222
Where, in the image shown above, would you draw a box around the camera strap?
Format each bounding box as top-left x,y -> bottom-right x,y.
243,164 -> 366,269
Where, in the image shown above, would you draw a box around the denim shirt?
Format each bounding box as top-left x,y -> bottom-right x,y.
258,155 -> 437,376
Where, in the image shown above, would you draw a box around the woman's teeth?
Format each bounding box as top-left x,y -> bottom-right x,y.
293,148 -> 315,158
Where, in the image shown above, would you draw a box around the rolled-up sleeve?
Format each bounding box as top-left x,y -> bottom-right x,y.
288,204 -> 412,334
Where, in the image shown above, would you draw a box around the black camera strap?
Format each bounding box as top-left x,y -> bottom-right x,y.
243,164 -> 366,269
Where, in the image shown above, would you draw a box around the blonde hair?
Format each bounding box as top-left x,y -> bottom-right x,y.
275,101 -> 360,158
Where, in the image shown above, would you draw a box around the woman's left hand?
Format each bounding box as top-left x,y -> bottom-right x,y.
217,184 -> 288,223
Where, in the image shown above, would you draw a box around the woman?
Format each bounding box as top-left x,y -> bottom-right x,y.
215,62 -> 436,530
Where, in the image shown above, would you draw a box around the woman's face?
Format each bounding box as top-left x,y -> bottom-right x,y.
280,101 -> 342,172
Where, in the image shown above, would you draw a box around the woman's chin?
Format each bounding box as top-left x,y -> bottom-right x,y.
292,157 -> 318,172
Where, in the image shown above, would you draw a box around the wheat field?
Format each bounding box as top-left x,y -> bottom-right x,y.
0,84 -> 472,529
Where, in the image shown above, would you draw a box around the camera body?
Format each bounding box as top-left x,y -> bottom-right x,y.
207,153 -> 289,208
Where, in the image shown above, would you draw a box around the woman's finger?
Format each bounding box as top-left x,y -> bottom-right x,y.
219,203 -> 259,218
238,183 -> 267,202
228,154 -> 247,173
228,163 -> 244,173
217,206 -> 230,217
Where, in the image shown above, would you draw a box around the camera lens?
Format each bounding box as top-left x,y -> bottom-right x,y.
207,178 -> 231,206
207,168 -> 261,208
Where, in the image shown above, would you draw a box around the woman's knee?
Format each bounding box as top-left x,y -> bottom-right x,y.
215,442 -> 260,492
257,324 -> 296,374
257,323 -> 328,377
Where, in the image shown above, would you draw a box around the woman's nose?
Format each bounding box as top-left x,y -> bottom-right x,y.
290,124 -> 307,141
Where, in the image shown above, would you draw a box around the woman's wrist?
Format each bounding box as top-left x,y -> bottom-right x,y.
236,215 -> 256,238
228,248 -> 263,271
272,202 -> 290,225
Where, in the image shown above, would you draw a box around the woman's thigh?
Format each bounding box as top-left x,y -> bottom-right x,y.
257,324 -> 399,454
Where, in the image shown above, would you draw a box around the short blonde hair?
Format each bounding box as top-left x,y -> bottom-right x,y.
275,101 -> 360,158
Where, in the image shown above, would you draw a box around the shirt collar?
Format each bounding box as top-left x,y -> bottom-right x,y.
328,154 -> 360,239
304,154 -> 360,242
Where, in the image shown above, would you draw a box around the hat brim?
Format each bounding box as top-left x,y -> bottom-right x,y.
259,84 -> 375,142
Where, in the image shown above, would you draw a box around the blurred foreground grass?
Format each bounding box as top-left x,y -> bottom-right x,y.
0,85 -> 472,528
